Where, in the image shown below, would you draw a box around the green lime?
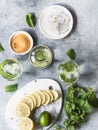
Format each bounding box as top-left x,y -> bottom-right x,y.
39,111 -> 52,126
35,51 -> 45,61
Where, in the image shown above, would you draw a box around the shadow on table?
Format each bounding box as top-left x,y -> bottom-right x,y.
23,28 -> 38,46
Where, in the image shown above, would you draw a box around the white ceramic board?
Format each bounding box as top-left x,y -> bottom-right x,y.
5,78 -> 63,130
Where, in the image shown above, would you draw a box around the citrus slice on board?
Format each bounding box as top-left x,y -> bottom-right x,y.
15,103 -> 30,118
51,90 -> 59,101
18,117 -> 35,130
19,96 -> 34,111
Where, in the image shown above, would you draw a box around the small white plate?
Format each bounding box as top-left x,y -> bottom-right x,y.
39,5 -> 73,39
5,79 -> 63,130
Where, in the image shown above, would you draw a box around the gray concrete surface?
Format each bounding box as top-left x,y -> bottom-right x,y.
0,0 -> 98,130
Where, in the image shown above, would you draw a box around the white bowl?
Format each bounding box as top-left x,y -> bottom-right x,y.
39,5 -> 73,39
9,31 -> 33,55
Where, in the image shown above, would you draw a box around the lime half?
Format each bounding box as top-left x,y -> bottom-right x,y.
35,51 -> 45,61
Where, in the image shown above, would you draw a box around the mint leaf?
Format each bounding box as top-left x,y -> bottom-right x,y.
64,62 -> 74,72
26,13 -> 36,28
68,125 -> 75,130
83,101 -> 92,114
5,84 -> 18,92
0,43 -> 4,52
60,73 -> 66,81
66,49 -> 76,60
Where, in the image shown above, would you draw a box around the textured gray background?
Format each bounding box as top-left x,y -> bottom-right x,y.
0,0 -> 98,130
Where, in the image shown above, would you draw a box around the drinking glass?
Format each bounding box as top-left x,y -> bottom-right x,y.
0,58 -> 23,81
57,61 -> 80,84
29,45 -> 53,69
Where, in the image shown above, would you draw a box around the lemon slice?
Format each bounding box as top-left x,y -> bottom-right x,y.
44,90 -> 54,103
27,95 -> 36,108
51,90 -> 59,101
36,91 -> 46,105
42,91 -> 51,105
19,96 -> 34,111
15,103 -> 30,118
31,92 -> 42,107
17,117 -> 35,130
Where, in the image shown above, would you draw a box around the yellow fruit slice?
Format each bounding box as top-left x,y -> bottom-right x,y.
42,91 -> 51,105
36,91 -> 46,105
19,96 -> 34,111
27,95 -> 36,108
51,90 -> 59,101
44,90 -> 54,103
17,117 -> 35,130
31,92 -> 42,107
15,103 -> 30,118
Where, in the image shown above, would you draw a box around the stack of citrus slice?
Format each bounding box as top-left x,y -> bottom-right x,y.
15,90 -> 59,118
15,90 -> 59,130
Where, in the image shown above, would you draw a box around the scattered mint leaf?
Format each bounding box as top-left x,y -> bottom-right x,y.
26,13 -> 36,28
66,49 -> 76,60
0,43 -> 4,52
5,84 -> 18,92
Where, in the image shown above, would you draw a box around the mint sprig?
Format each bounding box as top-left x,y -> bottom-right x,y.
55,86 -> 98,130
66,49 -> 76,60
64,86 -> 98,129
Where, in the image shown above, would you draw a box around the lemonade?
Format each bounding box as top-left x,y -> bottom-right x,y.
0,59 -> 23,81
29,45 -> 53,69
57,61 -> 80,84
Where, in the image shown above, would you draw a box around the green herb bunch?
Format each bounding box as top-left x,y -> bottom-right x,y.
55,86 -> 98,130
64,86 -> 98,130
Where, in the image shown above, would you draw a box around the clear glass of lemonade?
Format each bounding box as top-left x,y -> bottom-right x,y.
0,58 -> 23,81
57,61 -> 80,84
29,45 -> 53,69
